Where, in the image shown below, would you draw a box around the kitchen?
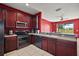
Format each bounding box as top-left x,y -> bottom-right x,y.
0,3 -> 79,56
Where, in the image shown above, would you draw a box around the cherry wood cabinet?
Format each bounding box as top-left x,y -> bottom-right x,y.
16,12 -> 31,28
4,36 -> 17,53
17,12 -> 26,22
0,8 -> 3,21
56,39 -> 77,56
5,10 -> 16,27
48,38 -> 56,55
30,35 -> 77,56
29,35 -> 35,44
0,8 -> 6,21
30,16 -> 36,28
42,37 -> 48,51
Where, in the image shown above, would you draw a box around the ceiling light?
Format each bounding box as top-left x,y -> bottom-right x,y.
56,8 -> 62,12
26,3 -> 29,6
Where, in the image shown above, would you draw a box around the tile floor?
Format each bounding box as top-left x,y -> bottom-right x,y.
4,44 -> 53,56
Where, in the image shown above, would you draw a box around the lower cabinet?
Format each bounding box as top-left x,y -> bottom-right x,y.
56,39 -> 77,56
4,36 -> 17,53
29,35 -> 35,44
30,35 -> 77,56
42,37 -> 48,51
48,38 -> 56,55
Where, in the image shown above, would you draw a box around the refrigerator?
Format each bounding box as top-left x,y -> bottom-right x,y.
0,8 -> 4,56
0,20 -> 4,56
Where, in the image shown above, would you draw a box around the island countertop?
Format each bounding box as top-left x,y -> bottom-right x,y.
28,33 -> 77,42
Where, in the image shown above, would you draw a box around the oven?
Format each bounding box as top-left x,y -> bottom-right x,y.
15,31 -> 30,48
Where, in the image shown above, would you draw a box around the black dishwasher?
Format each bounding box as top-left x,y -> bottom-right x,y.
34,36 -> 42,49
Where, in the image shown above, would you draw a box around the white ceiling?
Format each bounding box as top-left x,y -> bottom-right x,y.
29,3 -> 79,22
3,3 -> 79,22
3,3 -> 39,15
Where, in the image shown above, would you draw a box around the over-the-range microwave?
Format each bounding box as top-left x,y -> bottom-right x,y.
16,21 -> 28,28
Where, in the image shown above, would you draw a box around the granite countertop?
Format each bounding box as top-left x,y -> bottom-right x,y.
28,33 -> 77,42
4,34 -> 17,37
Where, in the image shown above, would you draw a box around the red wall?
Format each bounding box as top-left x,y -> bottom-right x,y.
56,19 -> 79,34
51,22 -> 57,32
40,19 -> 52,32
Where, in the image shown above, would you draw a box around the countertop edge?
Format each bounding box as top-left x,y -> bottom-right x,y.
28,33 -> 77,42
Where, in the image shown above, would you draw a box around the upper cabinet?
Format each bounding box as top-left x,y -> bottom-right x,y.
30,15 -> 37,28
16,12 -> 31,28
0,8 -> 5,21
5,10 -> 16,27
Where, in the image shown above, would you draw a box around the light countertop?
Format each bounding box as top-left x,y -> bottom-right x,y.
28,33 -> 77,42
4,34 -> 17,37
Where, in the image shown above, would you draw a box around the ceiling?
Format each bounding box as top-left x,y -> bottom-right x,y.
4,3 -> 39,15
3,3 -> 79,22
29,3 -> 79,22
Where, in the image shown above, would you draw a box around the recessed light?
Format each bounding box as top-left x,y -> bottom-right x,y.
26,3 -> 29,6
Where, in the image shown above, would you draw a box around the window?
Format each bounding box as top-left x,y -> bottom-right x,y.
57,23 -> 74,34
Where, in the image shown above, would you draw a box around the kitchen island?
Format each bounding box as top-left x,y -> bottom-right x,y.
29,33 -> 77,56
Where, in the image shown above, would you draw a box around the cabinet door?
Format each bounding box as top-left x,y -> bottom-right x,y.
4,36 -> 17,53
56,40 -> 77,56
48,39 -> 56,55
64,42 -> 77,56
29,35 -> 35,44
42,37 -> 48,51
0,8 -> 5,21
30,16 -> 36,28
0,8 -> 3,21
6,10 -> 16,27
56,42 -> 66,56
17,13 -> 25,22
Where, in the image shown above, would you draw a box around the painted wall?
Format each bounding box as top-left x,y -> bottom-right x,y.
56,19 -> 79,34
40,19 -> 52,32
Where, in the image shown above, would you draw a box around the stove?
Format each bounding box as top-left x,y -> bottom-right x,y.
15,31 -> 30,48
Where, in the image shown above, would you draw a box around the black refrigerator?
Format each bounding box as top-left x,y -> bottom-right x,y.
0,20 -> 4,56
